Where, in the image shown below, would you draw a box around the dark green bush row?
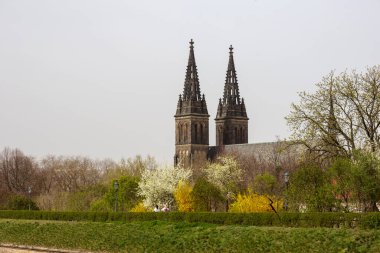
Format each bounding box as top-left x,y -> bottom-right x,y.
0,210 -> 379,228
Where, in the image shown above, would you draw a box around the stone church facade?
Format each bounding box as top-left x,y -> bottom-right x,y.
174,40 -> 250,167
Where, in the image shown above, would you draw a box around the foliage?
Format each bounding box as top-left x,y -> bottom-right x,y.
191,179 -> 224,211
328,157 -> 355,211
229,191 -> 283,213
287,163 -> 337,212
66,184 -> 108,211
103,176 -> 141,211
5,195 -> 39,210
350,151 -> 380,212
174,181 -> 193,212
327,151 -> 380,212
138,165 -> 192,209
252,172 -> 278,195
286,65 -> 380,158
89,198 -> 112,212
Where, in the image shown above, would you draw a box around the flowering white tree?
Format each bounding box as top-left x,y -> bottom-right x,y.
138,165 -> 191,209
205,156 -> 243,210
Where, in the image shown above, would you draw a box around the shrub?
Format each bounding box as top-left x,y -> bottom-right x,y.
105,176 -> 141,212
229,191 -> 283,213
90,198 -> 111,212
0,210 -> 377,229
130,202 -> 149,212
287,163 -> 337,212
191,179 -> 224,211
6,195 -> 39,210
174,181 -> 193,212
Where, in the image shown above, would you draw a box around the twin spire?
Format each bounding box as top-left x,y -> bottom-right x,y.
177,39 -> 247,119
182,40 -> 241,105
175,39 -> 249,157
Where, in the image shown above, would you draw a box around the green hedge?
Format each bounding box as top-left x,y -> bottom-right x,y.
0,210 -> 377,228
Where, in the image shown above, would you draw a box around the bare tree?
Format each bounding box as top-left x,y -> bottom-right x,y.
0,147 -> 38,195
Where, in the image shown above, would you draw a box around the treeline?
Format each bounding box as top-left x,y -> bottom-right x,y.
0,147 -> 156,211
3,145 -> 379,213
0,146 -> 297,213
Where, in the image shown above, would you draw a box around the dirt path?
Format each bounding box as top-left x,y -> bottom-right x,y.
0,247 -> 33,253
0,245 -> 91,253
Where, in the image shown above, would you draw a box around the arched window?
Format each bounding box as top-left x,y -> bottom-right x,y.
184,123 -> 188,143
200,124 -> 203,143
240,126 -> 243,143
179,124 -> 182,143
224,127 -> 229,145
176,125 -> 180,143
194,124 -> 198,144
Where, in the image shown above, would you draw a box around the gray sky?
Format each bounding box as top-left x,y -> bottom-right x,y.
1,0 -> 379,164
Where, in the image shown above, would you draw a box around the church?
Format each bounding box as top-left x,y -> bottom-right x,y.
174,40 -> 250,167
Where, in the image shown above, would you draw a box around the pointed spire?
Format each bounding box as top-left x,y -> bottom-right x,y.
216,45 -> 248,119
176,40 -> 208,116
183,39 -> 201,101
223,45 -> 240,105
328,83 -> 337,135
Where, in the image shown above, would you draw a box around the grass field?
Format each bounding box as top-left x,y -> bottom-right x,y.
0,219 -> 379,253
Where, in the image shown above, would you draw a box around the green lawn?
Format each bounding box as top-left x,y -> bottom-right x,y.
0,219 -> 379,253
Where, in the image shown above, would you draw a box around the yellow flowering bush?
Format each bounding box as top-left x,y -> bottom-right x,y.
130,202 -> 149,212
229,191 -> 283,213
174,181 -> 193,212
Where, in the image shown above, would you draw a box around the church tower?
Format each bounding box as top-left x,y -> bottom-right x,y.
174,40 -> 209,167
215,46 -> 249,146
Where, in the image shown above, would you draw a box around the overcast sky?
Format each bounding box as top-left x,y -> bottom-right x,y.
0,0 -> 379,164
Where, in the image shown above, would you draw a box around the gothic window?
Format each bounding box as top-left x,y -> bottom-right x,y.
194,123 -> 198,144
200,124 -> 203,143
224,127 -> 229,145
179,124 -> 182,143
176,124 -> 180,143
240,126 -> 243,143
184,124 -> 187,143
